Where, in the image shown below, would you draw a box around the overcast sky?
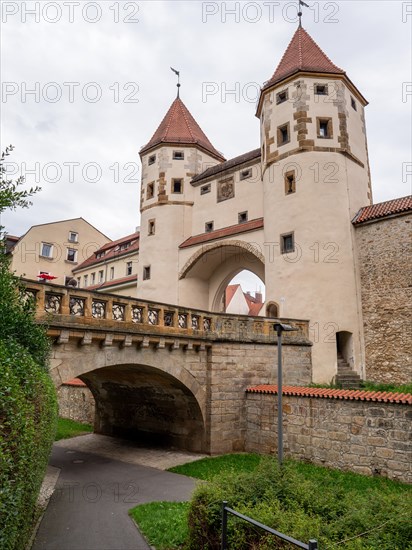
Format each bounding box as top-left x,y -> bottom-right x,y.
1,0 -> 411,242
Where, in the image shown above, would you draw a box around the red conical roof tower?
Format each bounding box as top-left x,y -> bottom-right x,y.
140,97 -> 225,162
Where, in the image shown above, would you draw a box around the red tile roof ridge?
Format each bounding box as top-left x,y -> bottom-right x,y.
179,218 -> 264,248
245,385 -> 412,404
352,195 -> 412,225
99,231 -> 139,252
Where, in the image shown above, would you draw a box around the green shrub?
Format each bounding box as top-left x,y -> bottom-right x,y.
0,339 -> 57,550
187,459 -> 412,550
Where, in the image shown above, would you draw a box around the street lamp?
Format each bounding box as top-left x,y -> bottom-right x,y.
273,322 -> 297,466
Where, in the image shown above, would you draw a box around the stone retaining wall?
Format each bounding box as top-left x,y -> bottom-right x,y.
57,382 -> 95,425
245,390 -> 411,483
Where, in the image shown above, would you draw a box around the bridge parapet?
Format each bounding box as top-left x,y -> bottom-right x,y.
23,280 -> 310,345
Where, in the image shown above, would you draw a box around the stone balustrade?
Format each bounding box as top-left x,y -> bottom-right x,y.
23,280 -> 310,344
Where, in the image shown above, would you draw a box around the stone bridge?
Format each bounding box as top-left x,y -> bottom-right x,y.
26,281 -> 312,454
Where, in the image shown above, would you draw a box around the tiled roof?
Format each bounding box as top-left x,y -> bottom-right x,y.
179,218 -> 264,249
87,274 -> 137,291
246,385 -> 412,405
140,97 -> 225,161
264,27 -> 344,89
74,232 -> 139,271
226,284 -> 241,306
63,378 -> 87,387
192,148 -> 261,184
247,301 -> 264,316
352,196 -> 412,225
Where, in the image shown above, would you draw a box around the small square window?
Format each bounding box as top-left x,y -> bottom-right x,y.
277,123 -> 290,146
351,97 -> 357,111
276,89 -> 288,104
98,270 -> 104,283
172,178 -> 183,193
315,84 -> 328,95
281,233 -> 294,254
200,184 -> 211,195
126,262 -> 133,276
147,182 -> 154,199
91,272 -> 96,285
66,248 -> 77,262
143,266 -> 151,280
110,267 -> 115,280
284,171 -> 296,195
41,243 -> 53,258
148,219 -> 155,235
148,154 -> 156,165
173,151 -> 184,160
240,169 -> 252,181
68,231 -> 78,243
205,221 -> 214,233
238,211 -> 248,224
317,118 -> 333,139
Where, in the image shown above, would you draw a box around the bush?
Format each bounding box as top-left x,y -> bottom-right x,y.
187,459 -> 412,550
0,340 -> 57,550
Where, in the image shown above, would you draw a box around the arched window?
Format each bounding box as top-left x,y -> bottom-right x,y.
266,302 -> 279,318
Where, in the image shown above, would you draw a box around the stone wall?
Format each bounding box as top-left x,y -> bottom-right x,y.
58,382 -> 95,425
245,391 -> 411,483
208,343 -> 312,454
355,213 -> 412,383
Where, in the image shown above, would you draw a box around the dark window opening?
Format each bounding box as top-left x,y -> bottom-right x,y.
147,182 -> 154,199
148,154 -> 156,165
143,266 -> 151,280
238,211 -> 248,224
205,221 -> 214,233
276,89 -> 288,104
285,171 -> 296,195
277,123 -> 290,146
173,151 -> 184,160
317,118 -> 333,139
240,169 -> 252,180
200,184 -> 211,195
315,84 -> 328,95
172,178 -> 183,193
148,220 -> 155,235
281,233 -> 294,254
351,97 -> 357,111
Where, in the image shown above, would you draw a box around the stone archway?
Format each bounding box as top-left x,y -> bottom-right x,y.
179,240 -> 265,312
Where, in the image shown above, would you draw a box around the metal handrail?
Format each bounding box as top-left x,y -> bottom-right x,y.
221,501 -> 318,550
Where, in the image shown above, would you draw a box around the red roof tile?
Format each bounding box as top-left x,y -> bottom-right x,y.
63,378 -> 87,387
264,27 -> 344,89
87,274 -> 137,291
246,385 -> 412,405
74,232 -> 139,271
352,196 -> 412,225
248,301 -> 264,316
140,97 -> 225,161
179,218 -> 264,249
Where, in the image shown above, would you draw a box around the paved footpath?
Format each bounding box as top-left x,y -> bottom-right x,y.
32,435 -> 203,550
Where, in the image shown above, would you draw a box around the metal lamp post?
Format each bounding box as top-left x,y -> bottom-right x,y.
273,323 -> 297,466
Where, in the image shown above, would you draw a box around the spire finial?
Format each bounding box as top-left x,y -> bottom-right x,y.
170,67 -> 181,98
298,0 -> 309,27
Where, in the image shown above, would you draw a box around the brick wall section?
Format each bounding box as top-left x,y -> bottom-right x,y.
245,386 -> 412,484
58,381 -> 95,425
355,213 -> 412,383
208,343 -> 312,454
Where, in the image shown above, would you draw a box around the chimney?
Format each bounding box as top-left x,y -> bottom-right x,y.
255,292 -> 263,303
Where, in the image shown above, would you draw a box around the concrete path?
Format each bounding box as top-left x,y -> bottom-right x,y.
32,435 -> 204,550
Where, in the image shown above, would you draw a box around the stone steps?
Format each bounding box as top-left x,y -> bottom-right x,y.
336,353 -> 361,389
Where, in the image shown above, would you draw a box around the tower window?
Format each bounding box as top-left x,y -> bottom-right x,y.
284,171 -> 296,195
276,89 -> 288,104
240,168 -> 252,180
315,84 -> 328,95
200,184 -> 211,195
173,150 -> 184,160
205,221 -> 214,233
148,154 -> 156,165
172,178 -> 183,193
148,219 -> 155,235
238,211 -> 248,224
351,97 -> 357,111
281,233 -> 295,254
317,118 -> 333,139
147,182 -> 154,199
277,123 -> 290,146
143,266 -> 151,280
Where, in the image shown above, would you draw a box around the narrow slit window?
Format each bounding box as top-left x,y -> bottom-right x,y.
126,262 -> 133,276
277,123 -> 290,146
281,233 -> 295,254
284,171 -> 296,195
147,182 -> 154,199
143,266 -> 151,280
148,219 -> 155,235
172,178 -> 183,193
351,97 -> 357,111
205,221 -> 214,233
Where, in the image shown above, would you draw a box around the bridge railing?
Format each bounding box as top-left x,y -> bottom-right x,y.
22,280 -> 309,343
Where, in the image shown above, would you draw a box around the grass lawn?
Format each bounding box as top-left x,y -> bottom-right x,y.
129,454 -> 411,550
55,417 -> 93,441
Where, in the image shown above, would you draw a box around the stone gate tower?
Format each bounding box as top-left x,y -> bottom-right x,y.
138,26 -> 373,383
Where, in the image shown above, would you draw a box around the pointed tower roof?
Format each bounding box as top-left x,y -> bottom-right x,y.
265,26 -> 344,88
140,97 -> 225,161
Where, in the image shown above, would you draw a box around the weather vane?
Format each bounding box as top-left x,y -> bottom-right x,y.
298,0 -> 309,27
170,67 -> 181,98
